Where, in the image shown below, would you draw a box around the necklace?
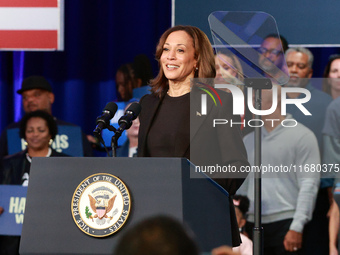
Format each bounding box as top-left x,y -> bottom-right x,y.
26,148 -> 52,163
167,87 -> 191,97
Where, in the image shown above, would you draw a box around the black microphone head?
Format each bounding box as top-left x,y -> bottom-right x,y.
125,102 -> 141,119
104,102 -> 118,118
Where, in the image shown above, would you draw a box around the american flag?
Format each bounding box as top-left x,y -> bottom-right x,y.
0,0 -> 64,50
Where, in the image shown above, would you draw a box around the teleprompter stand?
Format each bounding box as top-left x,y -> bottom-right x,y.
20,157 -> 232,255
245,78 -> 273,255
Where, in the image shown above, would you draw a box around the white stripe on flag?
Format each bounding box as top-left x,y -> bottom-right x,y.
0,7 -> 59,30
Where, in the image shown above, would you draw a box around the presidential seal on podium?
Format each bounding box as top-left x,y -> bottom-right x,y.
71,173 -> 131,237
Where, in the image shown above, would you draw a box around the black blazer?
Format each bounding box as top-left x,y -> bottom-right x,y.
1,149 -> 67,185
137,87 -> 250,246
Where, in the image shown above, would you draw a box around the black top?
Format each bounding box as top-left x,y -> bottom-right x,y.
138,88 -> 251,247
146,93 -> 190,158
0,149 -> 67,185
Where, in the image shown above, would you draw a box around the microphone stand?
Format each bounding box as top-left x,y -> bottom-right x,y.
111,135 -> 118,157
111,103 -> 141,157
111,128 -> 124,158
93,124 -> 116,157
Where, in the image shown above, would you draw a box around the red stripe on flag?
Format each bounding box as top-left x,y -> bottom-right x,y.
0,30 -> 58,49
0,0 -> 58,7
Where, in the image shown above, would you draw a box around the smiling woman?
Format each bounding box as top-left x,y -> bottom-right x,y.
137,25 -> 250,248
149,25 -> 216,97
0,110 -> 68,255
1,110 -> 67,186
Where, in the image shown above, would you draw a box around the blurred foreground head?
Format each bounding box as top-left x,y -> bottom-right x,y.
113,215 -> 199,255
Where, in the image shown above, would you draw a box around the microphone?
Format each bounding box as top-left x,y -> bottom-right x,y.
93,102 -> 118,136
116,102 -> 141,137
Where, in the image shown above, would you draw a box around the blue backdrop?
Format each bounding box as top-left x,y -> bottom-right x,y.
1,1 -> 339,138
0,0 -> 171,136
175,0 -> 340,46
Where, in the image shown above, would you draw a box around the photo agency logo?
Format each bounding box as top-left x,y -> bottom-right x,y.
197,82 -> 223,115
197,81 -> 312,129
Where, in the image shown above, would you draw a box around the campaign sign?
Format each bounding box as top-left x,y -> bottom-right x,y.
0,185 -> 27,236
7,125 -> 84,157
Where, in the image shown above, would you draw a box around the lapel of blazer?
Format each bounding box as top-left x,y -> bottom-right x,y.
139,93 -> 166,156
190,86 -> 214,143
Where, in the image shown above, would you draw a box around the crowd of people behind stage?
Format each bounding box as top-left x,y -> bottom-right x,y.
0,25 -> 340,255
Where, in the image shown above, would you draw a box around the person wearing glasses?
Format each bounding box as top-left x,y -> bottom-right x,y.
258,34 -> 288,84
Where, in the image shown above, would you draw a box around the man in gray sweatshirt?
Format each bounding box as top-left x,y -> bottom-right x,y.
238,85 -> 320,254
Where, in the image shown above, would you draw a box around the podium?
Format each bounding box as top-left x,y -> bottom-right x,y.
20,158 -> 231,254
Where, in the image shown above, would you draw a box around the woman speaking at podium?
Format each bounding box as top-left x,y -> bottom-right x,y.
137,25 -> 250,247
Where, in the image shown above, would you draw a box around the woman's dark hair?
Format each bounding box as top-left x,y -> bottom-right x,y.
114,215 -> 199,255
322,54 -> 340,95
150,25 -> 216,97
233,194 -> 250,217
133,54 -> 153,86
19,110 -> 58,140
116,63 -> 137,101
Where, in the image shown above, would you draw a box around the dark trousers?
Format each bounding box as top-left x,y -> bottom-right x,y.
302,188 -> 330,255
245,219 -> 303,255
0,236 -> 20,255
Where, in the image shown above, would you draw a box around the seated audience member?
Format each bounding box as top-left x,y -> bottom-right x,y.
322,54 -> 340,99
116,101 -> 140,157
0,76 -> 92,161
113,215 -> 199,255
0,110 -> 67,255
232,195 -> 252,255
239,85 -> 320,255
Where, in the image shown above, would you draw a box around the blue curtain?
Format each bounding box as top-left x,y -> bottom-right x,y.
0,0 -> 171,134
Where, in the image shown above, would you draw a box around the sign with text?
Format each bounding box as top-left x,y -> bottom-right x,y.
7,125 -> 84,157
0,185 -> 27,236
